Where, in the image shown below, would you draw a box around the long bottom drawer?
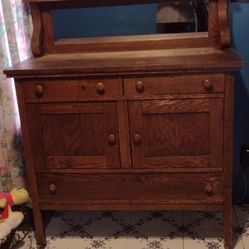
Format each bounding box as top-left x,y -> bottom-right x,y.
37,173 -> 224,206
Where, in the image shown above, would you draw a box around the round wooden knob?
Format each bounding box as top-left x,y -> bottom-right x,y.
204,183 -> 214,196
49,184 -> 57,193
133,133 -> 142,145
108,134 -> 116,145
35,85 -> 44,98
96,82 -> 105,94
203,79 -> 213,92
135,80 -> 144,93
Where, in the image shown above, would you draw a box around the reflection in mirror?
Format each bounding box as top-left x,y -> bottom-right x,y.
52,1 -> 209,40
157,0 -> 208,33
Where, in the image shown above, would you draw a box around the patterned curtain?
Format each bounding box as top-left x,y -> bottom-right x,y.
0,0 -> 32,192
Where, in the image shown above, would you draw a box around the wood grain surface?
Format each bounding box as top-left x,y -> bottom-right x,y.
4,48 -> 242,78
37,172 -> 224,204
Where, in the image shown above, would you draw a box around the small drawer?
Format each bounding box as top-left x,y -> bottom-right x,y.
124,73 -> 224,97
37,173 -> 224,205
23,78 -> 122,102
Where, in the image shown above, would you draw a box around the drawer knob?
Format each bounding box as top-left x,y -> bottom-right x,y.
96,82 -> 105,94
203,79 -> 213,92
135,81 -> 144,93
35,85 -> 44,98
204,183 -> 214,196
108,134 -> 116,145
49,184 -> 57,193
133,133 -> 142,145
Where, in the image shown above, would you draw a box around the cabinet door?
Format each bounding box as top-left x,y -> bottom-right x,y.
129,98 -> 223,170
27,102 -> 120,170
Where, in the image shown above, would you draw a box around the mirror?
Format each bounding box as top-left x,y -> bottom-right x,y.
51,1 -> 209,40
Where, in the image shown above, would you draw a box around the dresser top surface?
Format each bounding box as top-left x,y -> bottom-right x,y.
4,47 -> 242,78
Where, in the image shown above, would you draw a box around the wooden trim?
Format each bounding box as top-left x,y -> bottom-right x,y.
207,0 -> 231,48
28,0 -> 196,8
39,199 -> 224,205
218,0 -> 231,48
209,98 -> 224,168
36,167 -> 224,174
15,81 -> 46,245
47,156 -> 107,168
27,0 -> 198,3
126,94 -> 225,101
42,8 -> 55,53
39,199 -> 224,206
54,34 -> 211,53
27,104 -> 47,173
128,101 -> 145,168
117,101 -> 132,168
208,1 -> 220,46
30,4 -> 44,56
103,102 -> 121,168
40,202 -> 223,211
143,156 -> 211,168
223,73 -> 234,249
142,99 -> 210,113
55,33 -> 208,45
39,102 -> 104,114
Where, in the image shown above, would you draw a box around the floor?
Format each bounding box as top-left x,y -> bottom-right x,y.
16,205 -> 249,249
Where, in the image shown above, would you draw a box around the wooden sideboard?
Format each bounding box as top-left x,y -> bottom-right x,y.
4,1 -> 243,248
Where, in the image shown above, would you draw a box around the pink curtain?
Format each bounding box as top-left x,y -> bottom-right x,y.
0,0 -> 32,192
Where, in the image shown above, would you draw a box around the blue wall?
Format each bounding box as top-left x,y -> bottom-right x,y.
52,3 -> 249,203
230,3 -> 249,203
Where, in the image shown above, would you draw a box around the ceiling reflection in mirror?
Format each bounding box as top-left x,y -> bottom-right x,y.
52,1 -> 209,40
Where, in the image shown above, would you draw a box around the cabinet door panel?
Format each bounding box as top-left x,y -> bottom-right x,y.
27,102 -> 120,170
129,98 -> 223,170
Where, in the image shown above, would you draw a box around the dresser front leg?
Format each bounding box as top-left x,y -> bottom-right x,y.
224,205 -> 233,249
33,209 -> 46,247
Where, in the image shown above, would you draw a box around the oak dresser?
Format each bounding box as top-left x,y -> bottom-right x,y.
4,0 -> 243,248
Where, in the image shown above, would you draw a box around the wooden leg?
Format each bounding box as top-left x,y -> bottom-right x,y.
33,209 -> 46,247
224,205 -> 233,249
